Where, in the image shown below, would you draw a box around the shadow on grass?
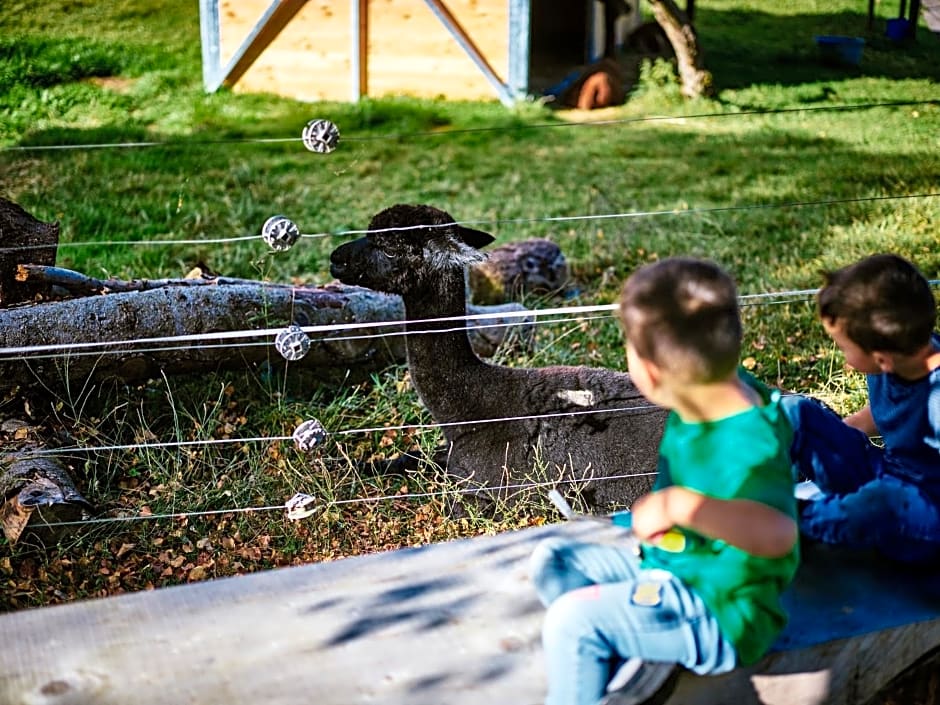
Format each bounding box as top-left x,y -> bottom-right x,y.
697,8 -> 940,91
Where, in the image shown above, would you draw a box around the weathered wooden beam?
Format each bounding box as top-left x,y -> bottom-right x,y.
0,522 -> 937,705
353,0 -> 368,100
199,0 -> 223,90
506,0 -> 530,99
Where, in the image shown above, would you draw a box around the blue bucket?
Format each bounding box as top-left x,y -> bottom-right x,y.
814,35 -> 865,67
886,17 -> 911,41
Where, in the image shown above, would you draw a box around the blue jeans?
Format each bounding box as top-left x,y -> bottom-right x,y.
781,394 -> 940,562
529,536 -> 737,705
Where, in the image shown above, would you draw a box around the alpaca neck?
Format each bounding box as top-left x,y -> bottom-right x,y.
400,270 -> 486,414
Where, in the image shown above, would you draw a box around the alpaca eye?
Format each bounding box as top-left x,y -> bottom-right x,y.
371,240 -> 396,259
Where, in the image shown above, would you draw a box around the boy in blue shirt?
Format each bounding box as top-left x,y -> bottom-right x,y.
529,257 -> 799,705
781,253 -> 940,563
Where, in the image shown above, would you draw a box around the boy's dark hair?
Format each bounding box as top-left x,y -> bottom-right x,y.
817,254 -> 937,355
618,257 -> 741,383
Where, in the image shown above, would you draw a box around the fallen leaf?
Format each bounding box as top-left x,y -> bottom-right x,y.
115,543 -> 135,558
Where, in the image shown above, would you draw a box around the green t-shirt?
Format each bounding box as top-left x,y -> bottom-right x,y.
640,373 -> 799,666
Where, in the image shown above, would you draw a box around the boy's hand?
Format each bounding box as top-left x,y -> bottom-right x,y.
629,490 -> 675,543
633,486 -> 798,558
844,405 -> 878,436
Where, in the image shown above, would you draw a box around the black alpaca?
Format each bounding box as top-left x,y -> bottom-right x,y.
329,204 -> 665,510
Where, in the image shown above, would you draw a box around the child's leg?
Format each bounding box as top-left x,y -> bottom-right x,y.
802,474 -> 940,562
529,536 -> 640,607
780,394 -> 881,494
540,568 -> 736,705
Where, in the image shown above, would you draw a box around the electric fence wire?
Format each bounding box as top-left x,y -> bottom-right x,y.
2,190 -> 939,256
0,271 -> 903,494
3,277 -> 938,362
1,314 -> 615,362
2,98 -> 936,153
2,278 -> 932,462
31,470 -> 661,529
21,401 -> 665,458
0,279 -> 887,530
0,287 -> 830,359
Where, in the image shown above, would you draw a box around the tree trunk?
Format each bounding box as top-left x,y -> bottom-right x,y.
646,0 -> 713,98
0,197 -> 59,306
469,239 -> 569,304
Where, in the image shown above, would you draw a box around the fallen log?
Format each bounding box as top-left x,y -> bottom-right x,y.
0,197 -> 560,394
0,446 -> 93,545
0,280 -> 531,392
468,238 -> 570,304
14,263 -> 277,296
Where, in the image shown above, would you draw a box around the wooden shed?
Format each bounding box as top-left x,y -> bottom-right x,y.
199,0 -> 647,105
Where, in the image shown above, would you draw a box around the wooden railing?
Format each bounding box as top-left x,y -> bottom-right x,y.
1,521 -> 938,705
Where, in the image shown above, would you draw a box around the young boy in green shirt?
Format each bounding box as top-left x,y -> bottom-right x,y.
529,257 -> 799,705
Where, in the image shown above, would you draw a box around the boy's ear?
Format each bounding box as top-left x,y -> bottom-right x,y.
871,351 -> 895,373
644,358 -> 664,388
632,353 -> 662,388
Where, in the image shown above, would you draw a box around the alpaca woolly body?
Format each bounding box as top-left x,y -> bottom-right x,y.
330,204 -> 666,510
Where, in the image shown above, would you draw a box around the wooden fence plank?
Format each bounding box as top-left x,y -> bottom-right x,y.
1,522 -> 938,705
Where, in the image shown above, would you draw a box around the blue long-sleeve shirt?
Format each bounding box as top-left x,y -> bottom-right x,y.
868,334 -> 940,500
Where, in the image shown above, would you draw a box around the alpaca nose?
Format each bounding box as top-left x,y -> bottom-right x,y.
329,249 -> 348,279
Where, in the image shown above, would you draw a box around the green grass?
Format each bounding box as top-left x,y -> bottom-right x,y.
1,0 -> 940,609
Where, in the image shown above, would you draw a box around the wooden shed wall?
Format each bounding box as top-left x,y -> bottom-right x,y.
219,0 -> 511,102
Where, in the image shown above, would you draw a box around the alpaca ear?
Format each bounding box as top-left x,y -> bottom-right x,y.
457,226 -> 495,249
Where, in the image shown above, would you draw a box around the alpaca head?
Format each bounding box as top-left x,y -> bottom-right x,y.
330,204 -> 494,296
